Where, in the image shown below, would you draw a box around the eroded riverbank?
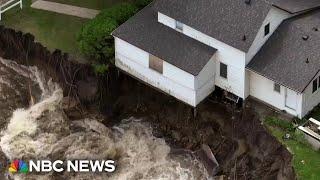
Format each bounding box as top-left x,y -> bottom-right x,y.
0,58 -> 209,180
108,75 -> 296,179
0,26 -> 296,180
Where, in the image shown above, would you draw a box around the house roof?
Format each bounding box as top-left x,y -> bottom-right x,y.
153,0 -> 272,52
268,0 -> 320,14
247,10 -> 320,93
112,4 -> 217,76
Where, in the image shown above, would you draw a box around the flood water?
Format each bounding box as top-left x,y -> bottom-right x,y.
0,58 -> 209,180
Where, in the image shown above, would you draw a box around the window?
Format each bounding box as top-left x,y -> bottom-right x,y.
313,79 -> 318,93
149,54 -> 163,74
274,83 -> 281,93
176,21 -> 183,31
264,23 -> 270,36
220,62 -> 228,79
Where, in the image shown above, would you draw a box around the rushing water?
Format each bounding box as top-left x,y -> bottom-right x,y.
0,58 -> 209,180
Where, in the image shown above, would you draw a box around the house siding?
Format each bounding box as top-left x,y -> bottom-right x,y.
115,37 -> 216,106
158,12 -> 247,99
195,55 -> 216,104
249,71 -> 303,117
302,71 -> 320,117
246,7 -> 292,64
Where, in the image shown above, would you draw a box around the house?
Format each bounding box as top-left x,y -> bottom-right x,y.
112,0 -> 320,118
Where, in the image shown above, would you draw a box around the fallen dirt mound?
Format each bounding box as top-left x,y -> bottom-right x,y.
111,76 -> 296,180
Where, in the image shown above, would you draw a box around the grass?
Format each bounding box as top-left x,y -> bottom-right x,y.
0,0 -> 88,56
264,117 -> 320,180
46,0 -> 132,10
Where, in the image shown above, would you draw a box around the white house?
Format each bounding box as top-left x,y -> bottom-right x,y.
112,0 -> 320,118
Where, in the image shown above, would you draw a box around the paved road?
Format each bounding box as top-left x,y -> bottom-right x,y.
31,0 -> 100,19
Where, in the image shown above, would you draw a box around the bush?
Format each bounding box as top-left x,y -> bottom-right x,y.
96,3 -> 138,24
77,17 -> 118,61
265,117 -> 295,132
134,0 -> 153,8
77,3 -> 139,64
93,64 -> 109,75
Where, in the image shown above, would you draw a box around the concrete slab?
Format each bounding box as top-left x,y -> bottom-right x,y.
31,0 -> 100,19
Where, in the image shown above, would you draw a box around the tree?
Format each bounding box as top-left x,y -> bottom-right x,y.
77,17 -> 118,62
135,0 -> 153,9
77,3 -> 138,65
96,3 -> 138,24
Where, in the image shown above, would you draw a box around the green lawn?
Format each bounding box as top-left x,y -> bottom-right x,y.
264,117 -> 320,180
46,0 -> 132,10
0,0 -> 88,56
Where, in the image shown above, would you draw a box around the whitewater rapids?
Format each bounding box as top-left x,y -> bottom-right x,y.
0,58 -> 209,180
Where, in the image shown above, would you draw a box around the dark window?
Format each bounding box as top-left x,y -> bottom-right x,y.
149,54 -> 163,74
176,21 -> 183,31
220,62 -> 228,79
264,23 -> 270,36
274,83 -> 281,93
313,79 -> 318,93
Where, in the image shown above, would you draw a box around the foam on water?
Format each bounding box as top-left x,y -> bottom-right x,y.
0,59 -> 209,180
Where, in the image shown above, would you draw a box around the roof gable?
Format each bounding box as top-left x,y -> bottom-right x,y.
248,10 -> 320,92
269,0 -> 320,14
112,5 -> 217,76
154,0 -> 272,52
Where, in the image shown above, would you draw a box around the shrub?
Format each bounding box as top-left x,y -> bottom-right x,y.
77,3 -> 139,64
93,64 -> 109,75
96,3 -> 138,24
77,17 -> 118,62
134,0 -> 153,9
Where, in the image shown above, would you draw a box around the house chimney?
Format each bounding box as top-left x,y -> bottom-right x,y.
306,58 -> 310,64
313,27 -> 319,32
245,0 -> 251,5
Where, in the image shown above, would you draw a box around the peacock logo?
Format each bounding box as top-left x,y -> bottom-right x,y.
9,160 -> 29,173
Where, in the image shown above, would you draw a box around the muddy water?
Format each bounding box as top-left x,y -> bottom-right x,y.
0,57 -> 209,179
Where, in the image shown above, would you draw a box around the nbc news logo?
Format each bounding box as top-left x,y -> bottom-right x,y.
8,160 -> 116,173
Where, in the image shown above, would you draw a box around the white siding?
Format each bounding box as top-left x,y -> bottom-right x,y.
195,55 -> 216,104
302,71 -> 320,117
114,37 -> 216,107
246,7 -> 292,64
249,71 -> 303,117
158,12 -> 176,29
115,38 -> 149,68
158,12 -> 247,99
163,62 -> 195,89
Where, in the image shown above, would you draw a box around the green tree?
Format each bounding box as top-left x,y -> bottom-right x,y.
77,3 -> 138,65
134,0 -> 153,9
96,3 -> 138,24
77,17 -> 118,62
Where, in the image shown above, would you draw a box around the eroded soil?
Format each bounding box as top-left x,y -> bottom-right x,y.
107,75 -> 296,180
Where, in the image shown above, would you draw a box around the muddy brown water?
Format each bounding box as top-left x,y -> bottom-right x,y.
0,56 -> 296,180
0,58 -> 210,179
111,75 -> 296,180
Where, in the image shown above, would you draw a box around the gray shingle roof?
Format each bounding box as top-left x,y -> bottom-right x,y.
247,10 -> 320,93
112,5 -> 217,76
268,0 -> 320,14
154,0 -> 272,52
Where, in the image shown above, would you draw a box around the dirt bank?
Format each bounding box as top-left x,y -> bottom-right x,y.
0,26 -> 296,180
109,75 -> 296,180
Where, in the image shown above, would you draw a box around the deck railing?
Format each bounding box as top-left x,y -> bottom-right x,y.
0,0 -> 22,20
